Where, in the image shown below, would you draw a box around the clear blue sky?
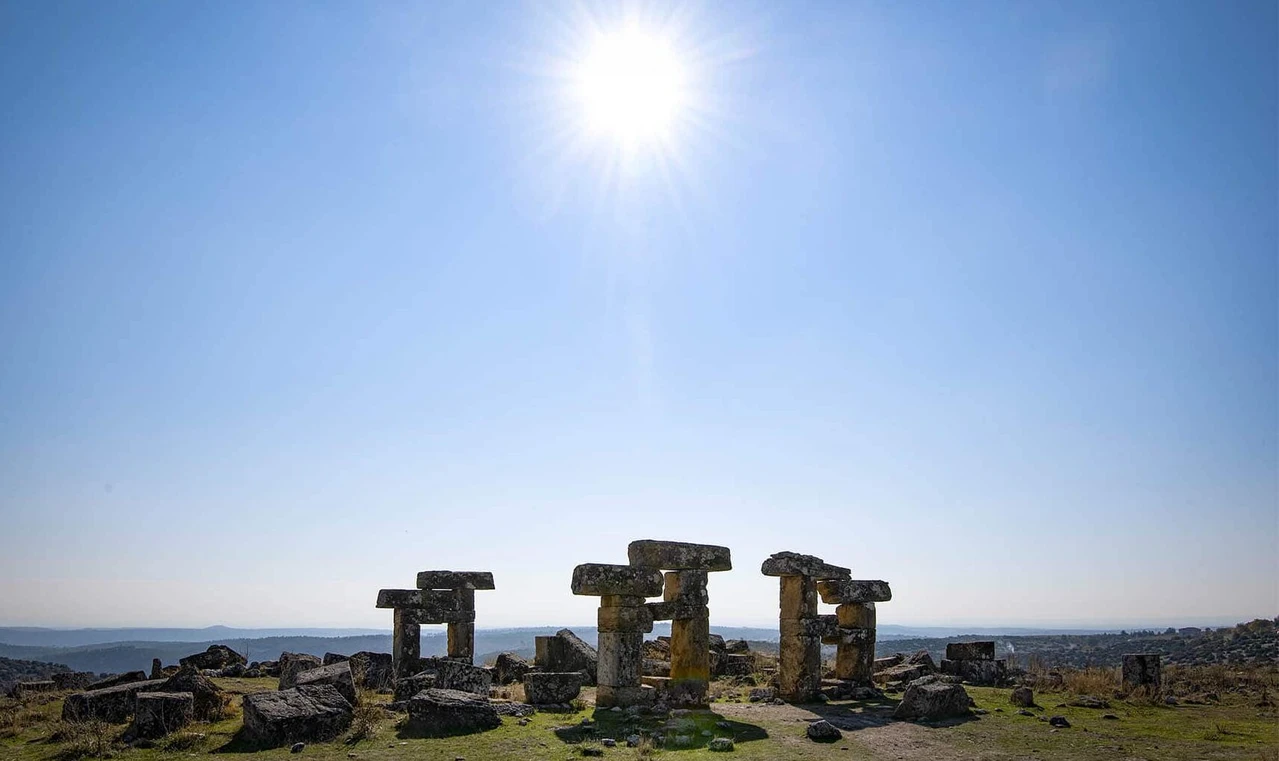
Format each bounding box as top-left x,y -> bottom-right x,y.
1,0 -> 1275,630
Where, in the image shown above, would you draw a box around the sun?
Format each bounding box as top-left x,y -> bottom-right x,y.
573,27 -> 688,146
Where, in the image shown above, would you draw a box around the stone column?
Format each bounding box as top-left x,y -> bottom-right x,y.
833,602 -> 875,682
392,608 -> 421,677
761,551 -> 852,703
572,563 -> 663,708
378,571 -> 495,676
447,588 -> 476,662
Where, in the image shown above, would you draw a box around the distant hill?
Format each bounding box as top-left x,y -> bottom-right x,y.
0,655 -> 75,695
0,626 -> 387,648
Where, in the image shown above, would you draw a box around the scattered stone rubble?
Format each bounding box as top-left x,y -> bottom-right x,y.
940,641 -> 1007,686
377,570 -> 495,676
761,551 -> 891,702
126,692 -> 193,741
892,674 -> 974,721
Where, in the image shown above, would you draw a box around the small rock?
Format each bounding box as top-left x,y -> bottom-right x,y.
290,742 -> 305,753
601,738 -> 616,747
1163,695 -> 1178,705
708,737 -> 734,751
1010,686 -> 1035,707
1048,716 -> 1070,728
581,748 -> 604,758
625,734 -> 641,747
1102,713 -> 1119,720
1017,709 -> 1034,716
806,719 -> 842,742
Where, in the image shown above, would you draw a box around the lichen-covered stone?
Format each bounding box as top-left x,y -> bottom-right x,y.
447,621 -> 476,661
241,685 -> 353,746
178,644 -> 246,671
521,672 -> 583,704
715,653 -> 755,677
51,672 -> 95,691
815,579 -> 892,604
627,540 -> 732,571
940,658 -> 1007,686
806,719 -> 842,741
393,609 -> 421,677
597,631 -> 644,687
295,662 -> 357,707
158,666 -> 223,721
88,671 -> 148,691
277,653 -> 323,690
1122,653 -> 1161,690
669,615 -> 710,702
346,651 -> 394,690
1011,686 -> 1035,707
11,681 -> 56,699
414,571 -> 496,590
598,604 -> 655,633
406,688 -> 500,736
493,652 -> 534,686
945,642 -> 995,661
760,552 -> 850,579
571,564 -> 664,597
777,635 -> 821,703
416,657 -> 492,696
892,678 -> 973,721
129,692 -> 193,740
533,629 -> 597,684
595,684 -> 655,708
779,576 -> 818,620
392,672 -> 438,702
62,679 -> 167,723
646,600 -> 706,622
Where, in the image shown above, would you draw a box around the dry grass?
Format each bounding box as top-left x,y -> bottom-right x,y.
345,690 -> 386,744
49,720 -> 118,760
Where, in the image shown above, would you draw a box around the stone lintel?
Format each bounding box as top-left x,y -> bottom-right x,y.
815,579 -> 892,604
646,600 -> 707,622
415,571 -> 496,591
760,551 -> 851,580
627,540 -> 732,571
571,563 -> 664,597
781,615 -> 838,639
401,606 -> 476,625
376,588 -> 466,610
821,626 -> 873,646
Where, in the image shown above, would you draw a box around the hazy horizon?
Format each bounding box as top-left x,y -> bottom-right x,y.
1,1 -> 1275,631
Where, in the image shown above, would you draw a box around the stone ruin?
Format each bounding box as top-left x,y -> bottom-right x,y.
1122,652 -> 1161,690
761,551 -> 891,702
940,641 -> 1007,686
376,570 -> 495,675
571,539 -> 731,708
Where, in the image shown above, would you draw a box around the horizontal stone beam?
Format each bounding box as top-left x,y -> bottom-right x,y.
415,571 -> 496,591
646,600 -> 707,622
815,579 -> 892,604
401,606 -> 475,625
627,540 -> 732,572
760,551 -> 851,580
821,627 -> 873,646
571,564 -> 664,597
375,589 -> 465,610
945,641 -> 995,661
780,615 -> 838,639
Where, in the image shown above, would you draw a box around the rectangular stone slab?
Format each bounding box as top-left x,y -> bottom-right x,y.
815,579 -> 892,604
375,589 -> 466,610
780,615 -> 838,639
945,641 -> 995,661
598,605 -> 655,633
627,540 -> 732,571
645,600 -> 707,622
571,563 -> 664,597
400,606 -> 475,625
760,551 -> 851,579
415,571 -> 496,591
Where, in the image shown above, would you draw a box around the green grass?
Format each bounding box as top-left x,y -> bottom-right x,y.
1,676 -> 1275,761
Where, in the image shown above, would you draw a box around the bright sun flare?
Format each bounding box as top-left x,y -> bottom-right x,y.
574,28 -> 687,145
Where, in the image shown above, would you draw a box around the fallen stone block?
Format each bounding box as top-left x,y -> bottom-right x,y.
892,677 -> 973,721
51,672 -> 96,691
724,639 -> 750,654
11,681 -> 56,700
522,672 -> 583,704
295,662 -> 357,707
1011,686 -> 1035,707
179,644 -> 246,671
815,579 -> 892,604
406,688 -> 500,736
418,657 -> 492,696
347,651 -> 394,690
414,571 -> 495,590
493,652 -> 534,686
940,658 -> 1007,686
716,653 -> 755,677
760,551 -> 850,580
158,666 -> 223,721
534,629 -> 598,684
88,671 -> 148,691
873,654 -> 905,672
571,564 -> 664,597
945,642 -> 995,661
278,653 -> 323,690
241,685 -> 353,747
1122,653 -> 1162,690
393,672 -> 438,702
642,658 -> 671,677
62,679 -> 167,723
627,540 -> 732,571
128,692 -> 193,740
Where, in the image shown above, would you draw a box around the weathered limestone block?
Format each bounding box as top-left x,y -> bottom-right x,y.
295,662 -> 358,707
945,641 -> 995,661
760,551 -> 850,579
392,672 -> 438,702
129,692 -> 193,740
873,662 -> 932,685
277,653 -> 323,690
780,576 -> 818,620
406,688 -> 500,736
669,614 -> 711,693
62,679 -> 167,723
322,652 -> 349,666
600,594 -> 646,607
393,609 -> 421,677
642,658 -> 671,677
521,672 -> 583,704
376,588 -> 463,609
777,635 -> 821,702
716,653 -> 755,677
596,631 -> 644,687
447,621 -> 476,662
1011,686 -> 1035,707
571,564 -> 663,597
822,626 -> 872,646
347,651 -> 394,690
598,604 -> 654,633
627,540 -> 732,571
533,629 -> 597,684
415,571 -> 496,590
178,644 -> 246,671
151,659 -> 166,680
417,657 -> 493,696
873,654 -> 905,672
939,658 -> 1007,686
815,579 -> 892,604
892,677 -> 973,721
241,685 -> 353,746
51,672 -> 95,691
646,600 -> 705,622
158,666 -> 223,720
12,681 -> 56,699
493,652 -> 534,686
1122,653 -> 1161,690
834,632 -> 875,683
595,684 -> 655,708
663,570 -> 710,606
782,615 -> 839,639
88,671 -> 148,691
837,602 -> 876,628
725,639 -> 750,654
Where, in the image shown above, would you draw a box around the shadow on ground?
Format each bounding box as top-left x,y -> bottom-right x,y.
809,696 -> 980,732
552,707 -> 768,751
